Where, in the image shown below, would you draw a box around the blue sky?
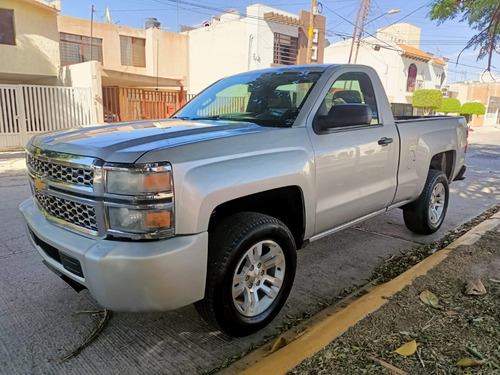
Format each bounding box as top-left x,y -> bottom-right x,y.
59,0 -> 500,82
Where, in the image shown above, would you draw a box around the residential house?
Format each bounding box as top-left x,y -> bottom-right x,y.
324,23 -> 449,115
449,74 -> 500,126
185,4 -> 326,95
57,15 -> 189,123
0,0 -> 60,85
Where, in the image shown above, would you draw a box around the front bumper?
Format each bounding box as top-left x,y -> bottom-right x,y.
20,197 -> 208,312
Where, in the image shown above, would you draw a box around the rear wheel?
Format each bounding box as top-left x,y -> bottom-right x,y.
195,212 -> 296,336
403,169 -> 449,234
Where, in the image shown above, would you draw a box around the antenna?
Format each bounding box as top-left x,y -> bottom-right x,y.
90,5 -> 95,61
105,6 -> 112,24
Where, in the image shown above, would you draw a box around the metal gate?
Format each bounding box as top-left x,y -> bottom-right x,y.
0,84 -> 93,150
103,87 -> 183,123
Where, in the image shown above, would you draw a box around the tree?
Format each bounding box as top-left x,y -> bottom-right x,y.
435,97 -> 461,114
412,89 -> 443,115
460,101 -> 486,124
430,0 -> 500,71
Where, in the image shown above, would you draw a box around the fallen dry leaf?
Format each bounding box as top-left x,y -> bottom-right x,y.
445,310 -> 458,315
269,336 -> 287,354
464,278 -> 487,295
393,340 -> 417,356
457,357 -> 486,367
419,290 -> 439,307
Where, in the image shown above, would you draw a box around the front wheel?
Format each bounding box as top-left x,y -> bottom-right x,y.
403,169 -> 449,234
195,212 -> 297,336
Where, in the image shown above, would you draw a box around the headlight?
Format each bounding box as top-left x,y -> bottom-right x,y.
108,206 -> 173,235
106,165 -> 172,196
104,163 -> 174,239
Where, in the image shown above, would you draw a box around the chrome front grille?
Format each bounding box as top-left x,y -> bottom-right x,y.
34,187 -> 98,232
27,154 -> 94,187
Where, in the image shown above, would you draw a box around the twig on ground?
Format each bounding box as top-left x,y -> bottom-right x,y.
57,309 -> 112,363
367,356 -> 408,375
417,348 -> 426,372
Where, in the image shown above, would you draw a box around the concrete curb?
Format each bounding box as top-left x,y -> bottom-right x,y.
223,213 -> 500,375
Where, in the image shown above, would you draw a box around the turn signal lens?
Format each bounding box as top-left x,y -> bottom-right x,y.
144,174 -> 171,192
108,207 -> 173,234
144,211 -> 171,229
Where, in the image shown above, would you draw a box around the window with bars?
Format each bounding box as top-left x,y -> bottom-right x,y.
120,36 -> 146,67
60,32 -> 103,64
0,8 -> 15,45
273,33 -> 298,66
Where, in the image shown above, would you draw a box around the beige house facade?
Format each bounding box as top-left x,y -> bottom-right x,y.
0,0 -> 61,84
449,78 -> 500,127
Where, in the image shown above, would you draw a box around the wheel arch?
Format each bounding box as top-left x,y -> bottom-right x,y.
208,186 -> 306,249
429,150 -> 456,181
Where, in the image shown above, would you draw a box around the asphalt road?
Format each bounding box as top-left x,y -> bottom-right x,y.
1,127 -> 499,374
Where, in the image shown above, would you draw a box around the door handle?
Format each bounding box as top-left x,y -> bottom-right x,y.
378,137 -> 393,146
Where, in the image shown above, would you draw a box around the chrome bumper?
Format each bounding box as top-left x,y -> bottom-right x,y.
20,197 -> 208,312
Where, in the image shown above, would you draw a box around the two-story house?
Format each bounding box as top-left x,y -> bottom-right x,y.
185,4 -> 326,95
324,23 -> 449,116
57,15 -> 189,123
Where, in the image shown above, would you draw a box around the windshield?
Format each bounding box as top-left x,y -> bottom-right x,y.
174,70 -> 323,127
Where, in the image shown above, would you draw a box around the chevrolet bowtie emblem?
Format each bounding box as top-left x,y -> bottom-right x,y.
34,177 -> 47,191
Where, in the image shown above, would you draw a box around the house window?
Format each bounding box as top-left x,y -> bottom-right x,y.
120,36 -> 146,67
60,32 -> 103,64
407,63 -> 417,92
273,33 -> 298,65
311,46 -> 318,61
0,9 -> 15,45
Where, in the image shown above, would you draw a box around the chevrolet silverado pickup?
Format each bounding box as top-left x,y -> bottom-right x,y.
20,64 -> 468,336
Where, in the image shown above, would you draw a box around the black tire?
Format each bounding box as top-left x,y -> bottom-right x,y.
195,212 -> 297,336
403,169 -> 449,235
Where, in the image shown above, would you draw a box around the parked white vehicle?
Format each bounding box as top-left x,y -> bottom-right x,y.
20,64 -> 467,336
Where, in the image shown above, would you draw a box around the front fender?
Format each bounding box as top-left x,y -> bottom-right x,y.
174,148 -> 315,235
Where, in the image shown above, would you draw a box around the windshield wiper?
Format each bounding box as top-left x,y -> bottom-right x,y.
190,115 -> 225,121
170,116 -> 191,120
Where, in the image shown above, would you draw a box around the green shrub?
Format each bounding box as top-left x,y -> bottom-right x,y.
435,98 -> 461,114
460,102 -> 486,115
412,89 -> 443,115
460,102 -> 486,124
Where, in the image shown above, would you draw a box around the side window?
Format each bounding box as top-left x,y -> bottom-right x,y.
322,72 -> 379,125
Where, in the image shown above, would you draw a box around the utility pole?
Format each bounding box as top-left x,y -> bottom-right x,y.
306,0 -> 317,64
90,5 -> 94,61
354,0 -> 370,64
348,0 -> 364,64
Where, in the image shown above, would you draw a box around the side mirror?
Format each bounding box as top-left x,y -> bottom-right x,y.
316,103 -> 373,130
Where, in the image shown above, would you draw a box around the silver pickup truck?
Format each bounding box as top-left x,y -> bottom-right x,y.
20,64 -> 467,336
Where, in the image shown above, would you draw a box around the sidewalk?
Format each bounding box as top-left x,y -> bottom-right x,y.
291,216 -> 500,374
223,207 -> 500,375
0,151 -> 25,176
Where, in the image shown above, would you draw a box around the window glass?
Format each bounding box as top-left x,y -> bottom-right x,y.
175,70 -> 322,128
273,33 -> 298,65
0,9 -> 15,45
322,72 -> 379,125
60,32 -> 103,64
407,64 -> 417,92
120,36 -> 146,67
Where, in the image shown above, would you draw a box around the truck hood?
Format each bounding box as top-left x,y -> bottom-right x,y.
29,119 -> 278,163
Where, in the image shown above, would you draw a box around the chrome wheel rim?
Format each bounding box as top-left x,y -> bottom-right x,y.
231,240 -> 286,317
429,182 -> 445,224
